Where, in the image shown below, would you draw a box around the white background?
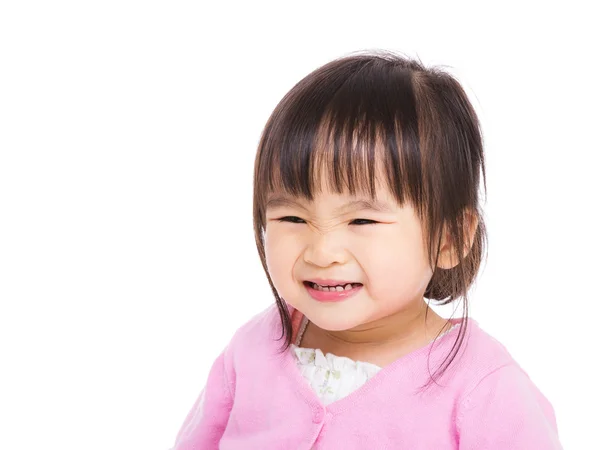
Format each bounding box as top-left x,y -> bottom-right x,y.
1,1 -> 597,449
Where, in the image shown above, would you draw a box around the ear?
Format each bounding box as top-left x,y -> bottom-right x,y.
436,209 -> 479,270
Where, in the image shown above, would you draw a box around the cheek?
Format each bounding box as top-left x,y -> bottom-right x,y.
264,228 -> 302,288
361,231 -> 432,295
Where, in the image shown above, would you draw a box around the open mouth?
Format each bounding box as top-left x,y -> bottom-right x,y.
303,281 -> 363,292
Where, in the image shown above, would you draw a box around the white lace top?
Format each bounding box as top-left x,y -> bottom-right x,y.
290,315 -> 459,406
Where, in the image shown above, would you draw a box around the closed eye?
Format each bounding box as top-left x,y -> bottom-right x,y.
350,219 -> 378,225
277,216 -> 306,224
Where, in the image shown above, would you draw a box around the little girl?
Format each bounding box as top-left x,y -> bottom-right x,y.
171,50 -> 563,449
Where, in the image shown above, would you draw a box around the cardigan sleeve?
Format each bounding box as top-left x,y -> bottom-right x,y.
171,350 -> 233,450
456,363 -> 562,449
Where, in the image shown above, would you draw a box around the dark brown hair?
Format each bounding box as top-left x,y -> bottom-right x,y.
252,49 -> 488,389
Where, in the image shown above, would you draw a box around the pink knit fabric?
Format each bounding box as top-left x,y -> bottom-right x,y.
171,303 -> 562,449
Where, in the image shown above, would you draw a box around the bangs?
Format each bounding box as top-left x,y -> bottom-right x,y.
256,56 -> 428,217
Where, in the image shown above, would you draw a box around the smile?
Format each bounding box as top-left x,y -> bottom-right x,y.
303,281 -> 363,302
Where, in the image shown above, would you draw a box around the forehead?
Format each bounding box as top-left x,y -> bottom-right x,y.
266,187 -> 398,213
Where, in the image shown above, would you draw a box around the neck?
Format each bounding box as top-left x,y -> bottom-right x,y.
315,301 -> 449,349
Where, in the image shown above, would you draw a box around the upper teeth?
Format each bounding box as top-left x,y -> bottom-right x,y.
311,282 -> 357,292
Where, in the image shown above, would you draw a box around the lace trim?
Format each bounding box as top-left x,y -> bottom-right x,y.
291,343 -> 382,371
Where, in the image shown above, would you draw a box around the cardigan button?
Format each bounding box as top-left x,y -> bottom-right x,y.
313,408 -> 324,423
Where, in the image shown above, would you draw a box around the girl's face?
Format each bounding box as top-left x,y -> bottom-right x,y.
264,180 -> 436,333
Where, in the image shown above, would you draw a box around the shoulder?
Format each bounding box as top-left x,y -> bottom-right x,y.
458,319 -> 550,397
454,319 -> 520,383
451,320 -> 560,446
220,302 -> 293,393
225,302 -> 284,352
455,361 -> 560,447
440,319 -> 537,399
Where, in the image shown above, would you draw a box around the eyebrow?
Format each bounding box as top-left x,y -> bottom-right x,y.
265,195 -> 395,214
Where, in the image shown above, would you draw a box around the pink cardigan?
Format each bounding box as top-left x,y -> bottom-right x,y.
171,303 -> 562,449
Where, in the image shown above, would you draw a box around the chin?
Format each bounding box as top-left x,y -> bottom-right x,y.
305,310 -> 364,332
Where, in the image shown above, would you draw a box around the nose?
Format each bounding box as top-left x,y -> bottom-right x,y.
303,231 -> 349,268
